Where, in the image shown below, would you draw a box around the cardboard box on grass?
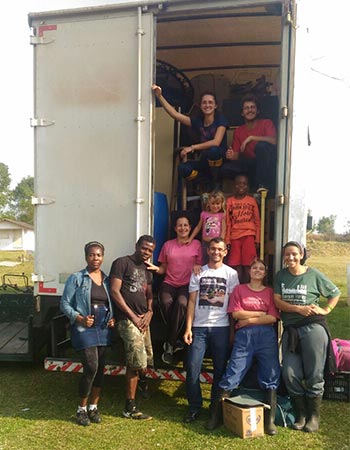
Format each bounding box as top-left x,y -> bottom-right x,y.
223,394 -> 268,439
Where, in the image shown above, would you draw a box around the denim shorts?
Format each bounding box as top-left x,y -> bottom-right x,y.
71,305 -> 111,351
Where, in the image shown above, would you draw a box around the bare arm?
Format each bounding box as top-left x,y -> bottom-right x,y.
180,126 -> 226,158
220,217 -> 226,240
152,84 -> 191,127
309,294 -> 340,316
237,315 -> 277,328
145,260 -> 167,275
241,135 -> 276,152
231,310 -> 266,320
183,291 -> 197,345
274,293 -> 321,317
187,218 -> 203,243
138,284 -> 154,330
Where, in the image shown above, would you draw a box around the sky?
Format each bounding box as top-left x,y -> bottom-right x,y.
1,0 -> 349,233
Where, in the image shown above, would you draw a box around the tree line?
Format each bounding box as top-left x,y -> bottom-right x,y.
0,163 -> 34,225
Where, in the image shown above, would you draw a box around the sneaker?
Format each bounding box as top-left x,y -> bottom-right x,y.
138,379 -> 151,400
122,405 -> 152,420
76,409 -> 90,426
88,408 -> 102,424
162,342 -> 173,365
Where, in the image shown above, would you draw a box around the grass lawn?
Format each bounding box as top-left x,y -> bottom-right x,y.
0,243 -> 349,449
0,363 -> 349,450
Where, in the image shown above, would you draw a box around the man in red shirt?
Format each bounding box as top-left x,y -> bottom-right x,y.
222,94 -> 277,196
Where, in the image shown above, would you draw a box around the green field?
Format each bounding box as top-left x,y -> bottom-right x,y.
0,243 -> 349,449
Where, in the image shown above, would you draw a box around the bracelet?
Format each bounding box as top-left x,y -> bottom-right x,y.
326,304 -> 334,312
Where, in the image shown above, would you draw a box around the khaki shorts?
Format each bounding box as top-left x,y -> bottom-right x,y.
117,319 -> 154,370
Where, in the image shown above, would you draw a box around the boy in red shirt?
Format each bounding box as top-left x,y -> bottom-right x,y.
225,174 -> 260,283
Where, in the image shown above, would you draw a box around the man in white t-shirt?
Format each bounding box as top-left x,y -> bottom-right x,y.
183,237 -> 239,429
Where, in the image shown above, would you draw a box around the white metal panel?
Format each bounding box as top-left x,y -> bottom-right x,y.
284,0 -> 309,248
31,9 -> 154,295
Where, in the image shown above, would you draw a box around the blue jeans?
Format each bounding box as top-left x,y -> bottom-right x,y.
282,323 -> 328,397
219,325 -> 280,391
186,326 -> 230,413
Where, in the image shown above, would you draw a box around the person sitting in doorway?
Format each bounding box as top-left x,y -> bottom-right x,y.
146,215 -> 202,365
152,84 -> 228,190
221,93 -> 277,196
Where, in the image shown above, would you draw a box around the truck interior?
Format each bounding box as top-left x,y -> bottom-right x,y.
153,2 -> 290,278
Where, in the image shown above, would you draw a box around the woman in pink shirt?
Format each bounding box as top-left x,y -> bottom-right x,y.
147,216 -> 201,364
210,258 -> 280,434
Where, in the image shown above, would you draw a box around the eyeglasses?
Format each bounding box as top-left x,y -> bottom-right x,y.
209,247 -> 226,252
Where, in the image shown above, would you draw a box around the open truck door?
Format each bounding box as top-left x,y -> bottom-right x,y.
30,6 -> 155,298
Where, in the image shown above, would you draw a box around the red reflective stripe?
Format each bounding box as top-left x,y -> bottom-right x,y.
38,24 -> 57,36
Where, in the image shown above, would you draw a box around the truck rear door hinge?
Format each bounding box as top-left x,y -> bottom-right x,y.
31,196 -> 55,205
281,106 -> 288,118
32,274 -> 55,283
30,118 -> 55,127
30,35 -> 55,45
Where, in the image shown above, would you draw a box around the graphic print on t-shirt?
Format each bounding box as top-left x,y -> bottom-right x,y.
204,216 -> 221,237
281,282 -> 307,305
129,268 -> 148,294
199,276 -> 227,307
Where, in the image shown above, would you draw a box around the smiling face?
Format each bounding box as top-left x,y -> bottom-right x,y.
208,198 -> 223,214
241,100 -> 258,122
249,260 -> 267,281
234,175 -> 249,198
85,245 -> 104,272
135,239 -> 155,263
207,240 -> 227,264
174,216 -> 191,239
200,94 -> 217,116
283,244 -> 303,270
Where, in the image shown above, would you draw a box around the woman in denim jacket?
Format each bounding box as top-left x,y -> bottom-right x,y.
61,241 -> 114,426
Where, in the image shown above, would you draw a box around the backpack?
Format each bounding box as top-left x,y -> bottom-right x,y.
332,339 -> 350,372
230,387 -> 295,427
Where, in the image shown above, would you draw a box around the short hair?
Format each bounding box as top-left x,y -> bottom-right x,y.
240,93 -> 260,110
233,172 -> 249,183
84,241 -> 104,257
283,241 -> 308,265
209,237 -> 227,249
136,234 -> 156,247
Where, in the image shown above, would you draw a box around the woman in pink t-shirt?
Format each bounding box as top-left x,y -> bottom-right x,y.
147,216 -> 201,364
214,258 -> 281,435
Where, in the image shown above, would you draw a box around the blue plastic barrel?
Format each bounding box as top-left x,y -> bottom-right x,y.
153,192 -> 169,263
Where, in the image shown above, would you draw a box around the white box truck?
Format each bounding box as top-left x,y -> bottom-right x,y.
1,0 -> 310,368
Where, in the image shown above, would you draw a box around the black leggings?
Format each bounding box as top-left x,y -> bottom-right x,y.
78,346 -> 107,398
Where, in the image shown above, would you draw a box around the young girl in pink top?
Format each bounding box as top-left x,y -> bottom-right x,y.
187,190 -> 226,265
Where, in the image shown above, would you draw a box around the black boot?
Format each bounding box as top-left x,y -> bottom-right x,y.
264,389 -> 278,435
290,395 -> 307,431
304,396 -> 322,433
205,388 -> 231,431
